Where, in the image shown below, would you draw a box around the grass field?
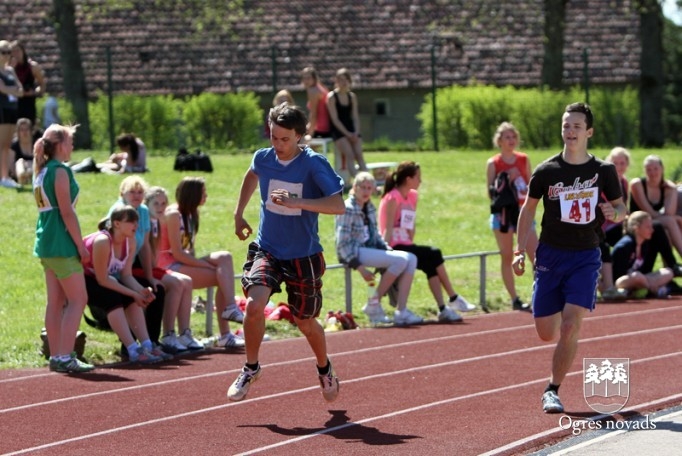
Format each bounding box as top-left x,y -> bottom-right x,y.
1,146 -> 679,369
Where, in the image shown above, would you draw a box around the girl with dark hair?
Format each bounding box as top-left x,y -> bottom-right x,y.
98,133 -> 147,174
33,123 -> 94,372
83,205 -> 166,364
158,177 -> 245,348
378,161 -> 475,325
0,40 -> 23,188
10,41 -> 46,126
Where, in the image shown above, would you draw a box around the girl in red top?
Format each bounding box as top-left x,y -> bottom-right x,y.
301,67 -> 330,137
486,122 -> 537,311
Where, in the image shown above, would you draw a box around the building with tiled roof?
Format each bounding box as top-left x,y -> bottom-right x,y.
2,0 -> 640,142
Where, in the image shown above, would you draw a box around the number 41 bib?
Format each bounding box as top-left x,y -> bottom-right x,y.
559,186 -> 598,224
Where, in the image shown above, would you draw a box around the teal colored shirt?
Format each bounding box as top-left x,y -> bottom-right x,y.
108,199 -> 150,257
33,160 -> 80,258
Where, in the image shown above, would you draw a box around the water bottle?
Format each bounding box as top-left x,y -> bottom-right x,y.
367,280 -> 377,301
514,176 -> 528,199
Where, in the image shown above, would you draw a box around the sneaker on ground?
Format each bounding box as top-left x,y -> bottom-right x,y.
161,331 -> 188,353
178,328 -> 205,350
0,178 -> 19,189
129,347 -> 163,364
601,287 -> 628,301
542,390 -> 564,413
234,328 -> 270,342
216,332 -> 246,349
318,362 -> 340,402
227,365 -> 262,401
50,353 -> 95,373
221,303 -> 245,323
656,286 -> 670,299
151,343 -> 174,361
512,297 -> 532,312
393,308 -> 424,326
362,301 -> 392,325
450,295 -> 476,312
438,306 -> 463,323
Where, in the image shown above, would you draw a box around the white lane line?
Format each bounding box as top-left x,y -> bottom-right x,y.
0,304 -> 676,387
239,352 -> 682,456
1,316 -> 680,415
3,335 -> 682,455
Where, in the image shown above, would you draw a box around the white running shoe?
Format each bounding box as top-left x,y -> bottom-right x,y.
450,295 -> 476,312
0,178 -> 19,189
221,303 -> 245,323
318,361 -> 340,402
161,331 -> 188,353
393,308 -> 424,326
178,328 -> 205,350
216,332 -> 245,349
438,306 -> 463,323
227,365 -> 262,401
362,299 -> 392,325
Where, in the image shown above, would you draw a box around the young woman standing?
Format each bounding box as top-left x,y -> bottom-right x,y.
33,124 -> 93,372
485,122 -> 537,311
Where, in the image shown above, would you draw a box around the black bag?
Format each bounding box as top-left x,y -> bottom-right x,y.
174,148 -> 213,172
71,157 -> 100,173
84,305 -> 112,331
41,328 -> 87,361
490,171 -> 520,233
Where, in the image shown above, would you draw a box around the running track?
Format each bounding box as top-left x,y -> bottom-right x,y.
2,298 -> 681,455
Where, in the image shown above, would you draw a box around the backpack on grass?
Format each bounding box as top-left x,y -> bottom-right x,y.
174,148 -> 213,172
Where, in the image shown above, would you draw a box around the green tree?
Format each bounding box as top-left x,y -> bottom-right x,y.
663,11 -> 682,144
637,0 -> 666,147
541,0 -> 567,90
48,0 -> 248,150
51,0 -> 92,149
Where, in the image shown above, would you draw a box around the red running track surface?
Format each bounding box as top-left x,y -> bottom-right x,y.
1,298 -> 681,455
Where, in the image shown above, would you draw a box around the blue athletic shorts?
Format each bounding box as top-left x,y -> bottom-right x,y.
531,243 -> 600,317
489,213 -> 536,232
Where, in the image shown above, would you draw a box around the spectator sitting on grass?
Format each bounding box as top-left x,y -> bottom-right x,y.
612,211 -> 674,299
98,133 -> 147,174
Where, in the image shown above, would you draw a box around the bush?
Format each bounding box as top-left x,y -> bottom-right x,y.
182,92 -> 263,150
37,92 -> 263,154
87,94 -> 182,152
418,85 -> 640,150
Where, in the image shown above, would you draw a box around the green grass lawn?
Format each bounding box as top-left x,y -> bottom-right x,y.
1,146 -> 679,369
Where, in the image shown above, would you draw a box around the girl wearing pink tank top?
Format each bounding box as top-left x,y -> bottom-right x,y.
378,161 -> 476,323
82,205 -> 165,364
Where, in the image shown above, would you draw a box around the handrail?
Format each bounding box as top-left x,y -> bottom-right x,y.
203,250 -> 500,335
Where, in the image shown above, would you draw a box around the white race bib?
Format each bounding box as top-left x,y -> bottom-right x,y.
265,179 -> 303,216
558,186 -> 598,225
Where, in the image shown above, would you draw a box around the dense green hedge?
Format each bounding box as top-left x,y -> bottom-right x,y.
418,85 -> 640,150
38,92 -> 265,153
37,85 -> 639,154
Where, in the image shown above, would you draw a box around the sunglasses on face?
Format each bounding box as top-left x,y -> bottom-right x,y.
0,50 -> 11,55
